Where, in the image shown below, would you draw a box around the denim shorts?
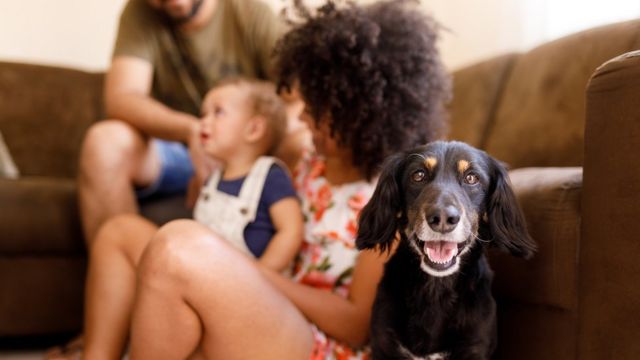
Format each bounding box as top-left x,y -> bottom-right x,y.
136,139 -> 194,199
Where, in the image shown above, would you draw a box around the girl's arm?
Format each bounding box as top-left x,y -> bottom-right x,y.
258,197 -> 304,272
259,248 -> 388,347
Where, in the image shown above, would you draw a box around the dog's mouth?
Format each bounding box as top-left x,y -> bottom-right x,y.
418,239 -> 470,275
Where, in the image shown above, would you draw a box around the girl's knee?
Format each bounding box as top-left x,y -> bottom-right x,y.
154,220 -> 215,252
91,214 -> 137,252
92,214 -> 156,262
155,220 -> 227,251
140,220 -> 223,279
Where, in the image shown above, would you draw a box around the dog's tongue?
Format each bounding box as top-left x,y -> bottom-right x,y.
424,241 -> 458,263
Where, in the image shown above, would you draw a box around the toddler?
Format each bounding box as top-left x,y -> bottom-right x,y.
193,78 -> 303,271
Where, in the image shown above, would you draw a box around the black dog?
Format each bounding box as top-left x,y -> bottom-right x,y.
356,141 -> 536,360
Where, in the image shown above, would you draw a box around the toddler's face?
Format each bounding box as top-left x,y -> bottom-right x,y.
199,85 -> 252,161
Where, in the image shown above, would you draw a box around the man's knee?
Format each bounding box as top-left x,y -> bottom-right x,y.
79,120 -> 146,173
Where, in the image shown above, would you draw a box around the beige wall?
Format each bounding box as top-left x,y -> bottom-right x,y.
0,0 -> 637,72
0,0 -> 127,71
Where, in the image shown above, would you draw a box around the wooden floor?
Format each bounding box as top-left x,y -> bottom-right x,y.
0,351 -> 43,360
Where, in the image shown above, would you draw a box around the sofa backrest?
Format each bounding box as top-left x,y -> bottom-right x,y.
449,19 -> 640,169
0,62 -> 104,178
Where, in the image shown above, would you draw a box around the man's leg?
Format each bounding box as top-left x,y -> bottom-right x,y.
78,120 -> 161,246
130,220 -> 314,359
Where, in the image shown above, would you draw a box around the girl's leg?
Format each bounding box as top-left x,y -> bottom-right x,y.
83,214 -> 158,360
130,220 -> 314,360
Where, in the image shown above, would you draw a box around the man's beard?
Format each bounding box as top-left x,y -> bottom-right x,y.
169,0 -> 205,24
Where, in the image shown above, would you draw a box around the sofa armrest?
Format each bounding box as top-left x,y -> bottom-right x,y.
490,167 -> 582,311
579,51 -> 640,359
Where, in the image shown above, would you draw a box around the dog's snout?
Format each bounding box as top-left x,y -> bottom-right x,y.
426,205 -> 460,233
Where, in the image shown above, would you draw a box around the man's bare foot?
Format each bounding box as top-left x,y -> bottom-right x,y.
45,334 -> 83,360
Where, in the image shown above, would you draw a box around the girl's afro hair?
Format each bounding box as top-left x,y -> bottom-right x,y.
275,0 -> 451,180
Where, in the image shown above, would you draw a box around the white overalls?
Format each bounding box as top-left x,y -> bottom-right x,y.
193,156 -> 279,256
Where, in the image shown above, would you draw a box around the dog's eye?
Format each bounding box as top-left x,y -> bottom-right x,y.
412,169 -> 426,182
464,173 -> 479,185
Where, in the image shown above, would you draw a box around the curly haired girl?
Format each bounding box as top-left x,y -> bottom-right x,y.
129,1 -> 450,358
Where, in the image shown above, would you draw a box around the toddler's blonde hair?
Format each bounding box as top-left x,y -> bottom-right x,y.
215,77 -> 287,155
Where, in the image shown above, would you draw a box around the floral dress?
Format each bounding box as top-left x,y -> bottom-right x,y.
291,151 -> 375,360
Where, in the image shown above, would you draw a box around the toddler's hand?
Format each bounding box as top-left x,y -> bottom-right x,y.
185,175 -> 202,209
188,121 -> 218,184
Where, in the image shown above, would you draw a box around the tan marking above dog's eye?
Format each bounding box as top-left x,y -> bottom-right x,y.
457,160 -> 470,174
425,157 -> 437,170
412,169 -> 426,182
464,173 -> 479,185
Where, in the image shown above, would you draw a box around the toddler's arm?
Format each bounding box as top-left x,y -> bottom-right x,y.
259,197 -> 303,272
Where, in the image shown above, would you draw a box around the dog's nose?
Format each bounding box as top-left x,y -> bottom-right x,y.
426,205 -> 460,233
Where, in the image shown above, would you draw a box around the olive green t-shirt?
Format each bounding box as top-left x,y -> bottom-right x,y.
113,0 -> 287,116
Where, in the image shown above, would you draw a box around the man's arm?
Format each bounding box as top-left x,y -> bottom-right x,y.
104,56 -> 199,143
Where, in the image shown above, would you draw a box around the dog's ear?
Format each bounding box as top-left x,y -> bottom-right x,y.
485,157 -> 537,258
356,153 -> 405,253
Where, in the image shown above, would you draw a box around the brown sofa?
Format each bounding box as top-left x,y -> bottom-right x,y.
448,20 -> 640,359
0,63 -> 190,340
1,19 -> 639,357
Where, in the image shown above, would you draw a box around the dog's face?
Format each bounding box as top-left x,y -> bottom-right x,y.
400,142 -> 491,276
357,141 -> 535,277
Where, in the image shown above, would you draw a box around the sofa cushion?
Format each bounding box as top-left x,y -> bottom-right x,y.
0,177 -> 84,254
489,167 -> 582,311
448,54 -> 517,147
0,178 -> 193,255
483,20 -> 640,169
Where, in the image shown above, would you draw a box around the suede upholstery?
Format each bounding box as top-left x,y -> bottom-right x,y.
579,50 -> 640,360
0,20 -> 639,358
0,63 -> 101,337
448,53 -> 516,148
447,20 -> 640,360
0,62 -> 190,337
0,63 -> 103,178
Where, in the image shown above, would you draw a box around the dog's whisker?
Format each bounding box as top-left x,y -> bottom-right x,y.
473,233 -> 490,243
